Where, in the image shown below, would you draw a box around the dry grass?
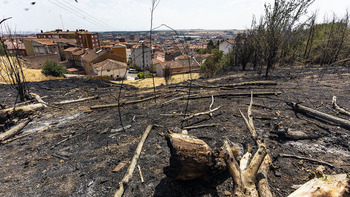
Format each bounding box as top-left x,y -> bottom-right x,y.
113,73 -> 200,88
0,56 -> 60,83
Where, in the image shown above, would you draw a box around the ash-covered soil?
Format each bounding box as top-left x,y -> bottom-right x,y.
1,65 -> 350,197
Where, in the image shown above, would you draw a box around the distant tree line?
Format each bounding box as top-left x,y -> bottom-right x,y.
200,0 -> 350,77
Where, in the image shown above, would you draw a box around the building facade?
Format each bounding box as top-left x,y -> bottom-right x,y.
37,29 -> 100,50
130,44 -> 151,70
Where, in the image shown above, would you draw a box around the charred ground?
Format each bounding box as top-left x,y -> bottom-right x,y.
1,65 -> 350,197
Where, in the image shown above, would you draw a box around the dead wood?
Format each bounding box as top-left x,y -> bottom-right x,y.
183,123 -> 219,130
164,133 -> 216,180
1,132 -> 32,144
257,155 -> 273,197
161,94 -> 198,106
239,92 -> 258,143
91,95 -> 160,110
238,92 -> 273,197
332,96 -> 350,116
289,102 -> 350,129
0,103 -> 45,123
288,174 -> 349,197
183,106 -> 221,120
171,81 -> 277,89
30,93 -> 47,104
224,140 -> 268,197
54,95 -> 99,105
187,92 -> 281,100
137,165 -> 144,183
114,125 -> 153,197
329,57 -> 350,66
111,125 -> 132,133
279,153 -> 334,168
113,159 -> 130,172
0,119 -> 32,141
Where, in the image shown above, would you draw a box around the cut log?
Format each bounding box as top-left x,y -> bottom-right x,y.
288,174 -> 350,197
114,125 -> 153,197
289,102 -> 350,130
91,95 -> 160,110
54,95 -> 99,105
0,103 -> 46,123
164,133 -> 215,180
0,119 -> 32,141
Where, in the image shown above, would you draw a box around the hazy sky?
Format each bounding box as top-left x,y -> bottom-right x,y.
0,0 -> 349,32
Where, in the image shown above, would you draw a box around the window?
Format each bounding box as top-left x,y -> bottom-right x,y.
79,35 -> 81,38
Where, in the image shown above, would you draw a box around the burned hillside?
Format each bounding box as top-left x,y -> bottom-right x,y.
1,65 -> 350,197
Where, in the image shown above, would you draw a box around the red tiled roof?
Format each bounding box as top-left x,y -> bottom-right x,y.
72,49 -> 85,56
63,47 -> 79,52
93,59 -> 127,71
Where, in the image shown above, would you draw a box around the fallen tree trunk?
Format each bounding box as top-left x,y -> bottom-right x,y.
289,102 -> 350,129
114,125 -> 153,197
169,81 -> 277,89
288,174 -> 349,197
187,92 -> 281,100
0,103 -> 46,123
0,119 -> 32,141
183,123 -> 219,130
91,95 -> 160,110
54,95 -> 99,105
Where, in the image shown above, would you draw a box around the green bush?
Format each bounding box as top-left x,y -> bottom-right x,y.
42,61 -> 67,77
137,72 -> 144,79
145,73 -> 153,78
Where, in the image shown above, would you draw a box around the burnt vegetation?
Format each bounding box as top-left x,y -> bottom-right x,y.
1,0 -> 350,197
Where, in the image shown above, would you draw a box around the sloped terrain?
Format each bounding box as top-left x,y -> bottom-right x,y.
0,65 -> 350,197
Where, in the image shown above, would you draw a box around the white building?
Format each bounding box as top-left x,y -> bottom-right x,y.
93,59 -> 127,79
130,44 -> 151,70
219,40 -> 235,55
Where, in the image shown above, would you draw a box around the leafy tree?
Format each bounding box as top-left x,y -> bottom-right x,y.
42,60 -> 67,77
200,49 -> 223,77
261,0 -> 314,76
207,39 -> 215,51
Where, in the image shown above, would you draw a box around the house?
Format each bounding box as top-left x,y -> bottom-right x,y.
3,39 -> 27,56
92,59 -> 127,79
31,39 -> 58,56
63,47 -> 80,61
81,49 -> 126,75
130,43 -> 151,70
155,58 -> 201,77
219,40 -> 235,55
111,44 -> 127,63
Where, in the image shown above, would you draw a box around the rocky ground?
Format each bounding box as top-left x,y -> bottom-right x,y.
0,65 -> 350,197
